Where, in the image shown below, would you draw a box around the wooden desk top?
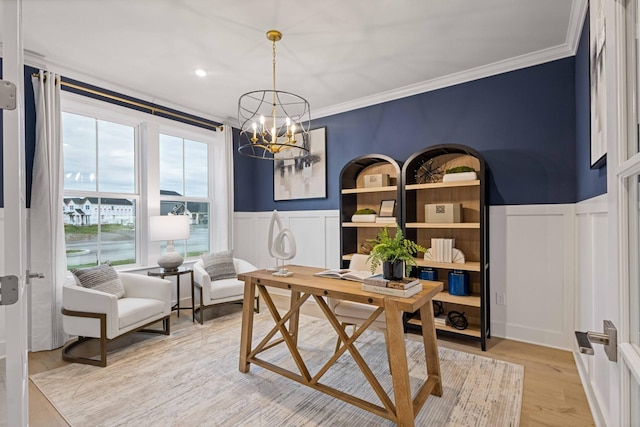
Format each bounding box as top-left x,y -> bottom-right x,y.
238,265 -> 443,313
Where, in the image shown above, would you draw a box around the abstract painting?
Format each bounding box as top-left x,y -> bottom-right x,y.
274,127 -> 326,201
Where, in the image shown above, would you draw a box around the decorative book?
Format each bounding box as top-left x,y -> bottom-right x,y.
313,269 -> 372,282
363,274 -> 420,290
361,283 -> 423,297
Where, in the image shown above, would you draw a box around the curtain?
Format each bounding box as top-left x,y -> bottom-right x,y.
30,70 -> 67,351
211,126 -> 234,252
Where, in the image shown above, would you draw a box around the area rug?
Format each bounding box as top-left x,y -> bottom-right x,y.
31,311 -> 523,426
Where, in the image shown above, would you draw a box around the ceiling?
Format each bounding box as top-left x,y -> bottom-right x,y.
17,0 -> 585,125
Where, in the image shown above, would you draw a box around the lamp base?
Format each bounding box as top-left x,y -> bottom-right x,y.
157,251 -> 184,271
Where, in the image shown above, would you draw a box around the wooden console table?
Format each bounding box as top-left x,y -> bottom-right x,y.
238,265 -> 444,427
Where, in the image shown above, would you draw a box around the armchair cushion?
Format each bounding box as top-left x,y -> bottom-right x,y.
71,264 -> 125,299
201,250 -> 236,281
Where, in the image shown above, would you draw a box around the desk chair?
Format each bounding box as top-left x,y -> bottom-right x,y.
328,254 -> 402,357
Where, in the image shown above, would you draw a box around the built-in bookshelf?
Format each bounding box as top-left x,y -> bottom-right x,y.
401,144 -> 489,350
339,154 -> 403,269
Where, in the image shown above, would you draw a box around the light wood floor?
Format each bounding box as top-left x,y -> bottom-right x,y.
27,300 -> 594,426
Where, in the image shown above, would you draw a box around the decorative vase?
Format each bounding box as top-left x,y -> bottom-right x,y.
383,260 -> 404,281
448,270 -> 470,296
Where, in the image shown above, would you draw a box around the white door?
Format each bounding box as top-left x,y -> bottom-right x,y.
2,0 -> 30,425
612,1 -> 640,425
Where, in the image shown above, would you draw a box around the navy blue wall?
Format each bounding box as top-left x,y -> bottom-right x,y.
576,9 -> 607,200
234,57 -> 581,211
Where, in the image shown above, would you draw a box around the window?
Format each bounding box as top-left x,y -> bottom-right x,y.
62,112 -> 137,268
159,134 -> 210,257
61,92 -> 230,270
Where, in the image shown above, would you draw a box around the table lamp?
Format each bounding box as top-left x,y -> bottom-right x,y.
149,215 -> 190,271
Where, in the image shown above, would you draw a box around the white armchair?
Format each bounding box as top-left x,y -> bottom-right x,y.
62,272 -> 172,367
192,258 -> 259,324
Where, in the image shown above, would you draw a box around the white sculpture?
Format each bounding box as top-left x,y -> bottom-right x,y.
267,210 -> 297,277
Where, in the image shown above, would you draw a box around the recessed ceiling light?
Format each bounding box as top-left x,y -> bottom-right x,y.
195,68 -> 207,77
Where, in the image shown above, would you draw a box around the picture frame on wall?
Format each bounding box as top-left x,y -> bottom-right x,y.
274,127 -> 327,201
590,0 -> 607,169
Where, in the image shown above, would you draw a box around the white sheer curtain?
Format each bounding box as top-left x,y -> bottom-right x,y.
30,70 -> 67,351
210,126 -> 234,252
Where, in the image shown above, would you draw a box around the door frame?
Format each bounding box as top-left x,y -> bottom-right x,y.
2,0 -> 30,425
611,0 -> 640,425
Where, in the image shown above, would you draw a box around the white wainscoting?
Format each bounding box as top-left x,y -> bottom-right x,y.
489,204 -> 576,350
235,204 -> 577,350
573,194 -> 608,426
234,210 -> 341,271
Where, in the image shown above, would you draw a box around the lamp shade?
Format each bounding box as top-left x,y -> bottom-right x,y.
149,215 -> 190,242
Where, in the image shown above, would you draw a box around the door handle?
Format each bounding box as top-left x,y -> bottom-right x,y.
26,270 -> 45,285
575,320 -> 617,362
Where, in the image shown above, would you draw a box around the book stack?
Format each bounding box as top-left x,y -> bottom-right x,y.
434,316 -> 447,326
361,274 -> 422,297
430,238 -> 455,263
375,216 -> 397,224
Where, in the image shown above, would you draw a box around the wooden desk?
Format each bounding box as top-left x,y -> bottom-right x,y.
238,265 -> 444,427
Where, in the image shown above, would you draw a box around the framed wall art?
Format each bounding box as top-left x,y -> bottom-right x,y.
590,0 -> 607,169
274,127 -> 327,201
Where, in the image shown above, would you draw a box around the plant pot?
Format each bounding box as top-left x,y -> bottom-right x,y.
383,260 -> 404,281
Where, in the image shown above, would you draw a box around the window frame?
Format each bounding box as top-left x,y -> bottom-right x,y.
61,91 -> 223,269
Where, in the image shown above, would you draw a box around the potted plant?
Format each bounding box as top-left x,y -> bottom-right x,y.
351,207 -> 377,223
442,165 -> 477,183
366,225 -> 426,280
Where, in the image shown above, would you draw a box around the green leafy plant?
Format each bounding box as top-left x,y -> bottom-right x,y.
366,225 -> 427,276
354,208 -> 376,215
445,166 -> 475,174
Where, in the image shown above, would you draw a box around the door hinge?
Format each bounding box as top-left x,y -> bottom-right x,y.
0,80 -> 17,110
0,275 -> 19,306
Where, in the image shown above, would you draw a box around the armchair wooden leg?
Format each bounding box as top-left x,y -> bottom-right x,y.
61,308 -> 171,367
61,309 -> 108,367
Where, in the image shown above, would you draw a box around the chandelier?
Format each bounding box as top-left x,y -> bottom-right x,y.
237,30 -> 311,160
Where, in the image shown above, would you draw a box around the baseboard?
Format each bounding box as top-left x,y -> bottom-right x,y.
573,351 -> 606,427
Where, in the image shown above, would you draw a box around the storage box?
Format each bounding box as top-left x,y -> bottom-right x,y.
363,173 -> 390,188
425,203 -> 462,223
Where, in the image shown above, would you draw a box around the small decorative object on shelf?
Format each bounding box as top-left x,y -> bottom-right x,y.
424,246 -> 466,264
363,173 -> 390,188
425,203 -> 462,223
419,267 -> 438,281
448,270 -> 470,296
447,311 -> 469,330
359,241 -> 373,254
351,208 -> 377,223
366,226 -> 426,280
442,166 -> 477,183
414,159 -> 442,184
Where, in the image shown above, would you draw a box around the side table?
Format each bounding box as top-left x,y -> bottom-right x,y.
148,266 -> 195,322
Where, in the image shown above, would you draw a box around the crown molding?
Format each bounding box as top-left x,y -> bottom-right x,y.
312,0 -> 588,120
566,0 -> 588,53
23,52 -> 227,126
312,44 -> 575,120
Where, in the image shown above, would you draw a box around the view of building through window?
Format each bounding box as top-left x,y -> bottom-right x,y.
62,112 -> 137,268
159,134 -> 210,258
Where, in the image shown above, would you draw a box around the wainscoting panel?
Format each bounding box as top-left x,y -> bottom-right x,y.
574,194 -> 608,426
489,204 -> 575,350
234,210 -> 340,271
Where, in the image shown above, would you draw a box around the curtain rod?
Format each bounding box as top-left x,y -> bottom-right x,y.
31,72 -> 223,131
